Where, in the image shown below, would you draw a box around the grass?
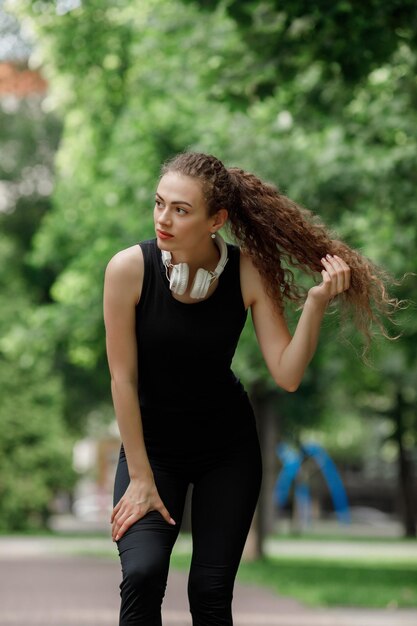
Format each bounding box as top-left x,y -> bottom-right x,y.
171,530 -> 415,546
169,552 -> 417,610
268,532 -> 415,543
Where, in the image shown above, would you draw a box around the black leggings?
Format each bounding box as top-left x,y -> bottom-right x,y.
113,427 -> 262,626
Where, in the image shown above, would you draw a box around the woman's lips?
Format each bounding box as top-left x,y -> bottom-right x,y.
157,230 -> 174,240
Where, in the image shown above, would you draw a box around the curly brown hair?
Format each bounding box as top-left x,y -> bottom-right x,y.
161,151 -> 400,349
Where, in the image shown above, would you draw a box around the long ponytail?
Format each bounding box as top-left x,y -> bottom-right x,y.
227,167 -> 400,347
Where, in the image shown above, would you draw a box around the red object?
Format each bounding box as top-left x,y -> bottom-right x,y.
0,62 -> 48,96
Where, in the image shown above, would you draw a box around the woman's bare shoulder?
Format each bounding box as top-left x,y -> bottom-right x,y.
106,244 -> 143,273
104,244 -> 144,304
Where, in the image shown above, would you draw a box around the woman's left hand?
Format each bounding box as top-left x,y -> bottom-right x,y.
308,254 -> 351,305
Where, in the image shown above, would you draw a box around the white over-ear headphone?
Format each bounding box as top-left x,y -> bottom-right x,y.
161,232 -> 228,299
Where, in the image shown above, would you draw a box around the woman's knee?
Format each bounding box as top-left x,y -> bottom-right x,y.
187,562 -> 233,621
118,556 -> 168,625
121,548 -> 169,598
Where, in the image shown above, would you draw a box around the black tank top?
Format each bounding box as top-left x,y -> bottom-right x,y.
135,239 -> 249,414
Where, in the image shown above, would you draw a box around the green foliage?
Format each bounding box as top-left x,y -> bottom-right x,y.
0,235 -> 76,531
5,0 -> 417,534
15,0 -> 417,409
185,0 -> 417,94
0,356 -> 76,531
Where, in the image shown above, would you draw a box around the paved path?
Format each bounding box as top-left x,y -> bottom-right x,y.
0,537 -> 416,626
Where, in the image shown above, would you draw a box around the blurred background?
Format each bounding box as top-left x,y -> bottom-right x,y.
1,0 -> 416,553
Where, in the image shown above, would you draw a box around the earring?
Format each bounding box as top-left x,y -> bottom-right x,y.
211,232 -> 216,239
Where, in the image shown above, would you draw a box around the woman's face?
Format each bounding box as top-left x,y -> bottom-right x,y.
154,172 -> 216,255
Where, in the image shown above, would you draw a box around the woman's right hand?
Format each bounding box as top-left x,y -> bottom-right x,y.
111,477 -> 176,541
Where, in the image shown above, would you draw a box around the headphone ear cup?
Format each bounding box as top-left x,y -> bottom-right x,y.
170,263 -> 189,295
190,268 -> 211,299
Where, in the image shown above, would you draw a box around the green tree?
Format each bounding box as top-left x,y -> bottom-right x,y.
0,83 -> 77,529
13,0 -> 416,539
184,0 -> 417,97
0,234 -> 76,531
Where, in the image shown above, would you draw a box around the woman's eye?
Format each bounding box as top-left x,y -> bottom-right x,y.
176,207 -> 188,215
155,199 -> 163,208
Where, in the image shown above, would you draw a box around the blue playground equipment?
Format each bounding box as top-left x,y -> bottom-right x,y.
275,442 -> 350,525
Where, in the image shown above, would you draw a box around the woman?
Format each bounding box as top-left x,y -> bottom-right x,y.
103,151 -> 396,625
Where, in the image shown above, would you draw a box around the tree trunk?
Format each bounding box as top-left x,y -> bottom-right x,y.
242,507 -> 261,561
393,389 -> 416,538
243,391 -> 280,560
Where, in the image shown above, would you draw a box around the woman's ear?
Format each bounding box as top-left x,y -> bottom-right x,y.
212,208 -> 228,230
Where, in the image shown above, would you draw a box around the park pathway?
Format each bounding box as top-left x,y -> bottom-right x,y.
0,536 -> 417,626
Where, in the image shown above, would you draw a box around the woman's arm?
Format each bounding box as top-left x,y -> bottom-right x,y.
103,246 -> 175,540
241,252 -> 350,392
